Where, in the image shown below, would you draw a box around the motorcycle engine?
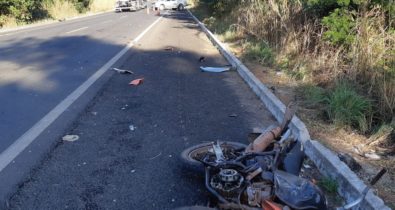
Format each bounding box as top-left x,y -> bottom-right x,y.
210,169 -> 244,198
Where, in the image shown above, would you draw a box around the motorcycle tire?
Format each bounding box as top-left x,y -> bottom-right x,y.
180,141 -> 247,173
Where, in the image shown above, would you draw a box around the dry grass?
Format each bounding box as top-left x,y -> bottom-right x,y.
199,1 -> 395,206
44,0 -> 79,20
228,0 -> 394,121
350,7 -> 395,118
89,0 -> 115,13
0,0 -> 114,29
0,15 -> 18,28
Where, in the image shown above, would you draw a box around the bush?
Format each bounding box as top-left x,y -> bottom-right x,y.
71,0 -> 92,13
245,41 -> 275,66
322,8 -> 356,46
300,84 -> 328,107
327,82 -> 372,132
0,0 -> 48,25
206,0 -> 240,17
0,0 -> 115,28
222,28 -> 240,42
45,0 -> 79,20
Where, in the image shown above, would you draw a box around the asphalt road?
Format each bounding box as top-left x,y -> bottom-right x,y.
5,11 -> 277,209
0,10 -> 158,153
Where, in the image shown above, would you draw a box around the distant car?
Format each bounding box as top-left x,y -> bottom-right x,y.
154,0 -> 187,10
115,0 -> 145,12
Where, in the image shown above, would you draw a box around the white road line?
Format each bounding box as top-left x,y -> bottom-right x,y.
65,26 -> 89,34
102,20 -> 113,24
0,33 -> 13,37
0,16 -> 163,172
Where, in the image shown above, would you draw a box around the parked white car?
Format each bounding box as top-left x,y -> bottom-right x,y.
115,0 -> 146,12
154,0 -> 187,10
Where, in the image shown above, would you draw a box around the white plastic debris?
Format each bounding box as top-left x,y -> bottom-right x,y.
129,125 -> 136,131
62,135 -> 79,142
364,152 -> 381,160
149,152 -> 162,160
112,68 -> 134,74
200,66 -> 232,73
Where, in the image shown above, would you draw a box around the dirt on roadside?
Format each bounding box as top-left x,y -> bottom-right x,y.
221,39 -> 395,209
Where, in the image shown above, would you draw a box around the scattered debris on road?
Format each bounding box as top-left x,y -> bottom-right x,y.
200,66 -> 231,73
129,78 -> 144,86
228,113 -> 238,118
62,135 -> 79,142
149,152 -> 162,160
129,125 -> 136,131
112,68 -> 134,74
198,56 -> 205,62
121,104 -> 129,110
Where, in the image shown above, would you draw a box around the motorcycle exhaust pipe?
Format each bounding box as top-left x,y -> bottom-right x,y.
245,126 -> 282,152
246,102 -> 296,153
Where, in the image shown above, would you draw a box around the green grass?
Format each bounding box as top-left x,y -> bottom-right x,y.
327,82 -> 372,133
318,177 -> 338,194
299,84 -> 328,107
222,29 -> 239,42
244,41 -> 275,66
298,82 -> 373,133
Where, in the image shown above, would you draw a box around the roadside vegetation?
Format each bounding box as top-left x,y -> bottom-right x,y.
191,0 -> 394,142
0,0 -> 114,28
190,0 -> 394,205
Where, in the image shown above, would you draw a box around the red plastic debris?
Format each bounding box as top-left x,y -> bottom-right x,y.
262,200 -> 283,210
129,78 -> 144,86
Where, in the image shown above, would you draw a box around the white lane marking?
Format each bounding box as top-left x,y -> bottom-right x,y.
102,20 -> 113,24
65,26 -> 89,34
0,16 -> 163,172
120,16 -> 127,19
0,33 -> 13,37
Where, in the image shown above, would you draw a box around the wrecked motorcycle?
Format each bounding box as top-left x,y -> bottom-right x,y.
180,103 -> 328,210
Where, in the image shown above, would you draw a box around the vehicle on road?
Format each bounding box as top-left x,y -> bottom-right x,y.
115,0 -> 146,12
179,103 -> 329,209
154,0 -> 186,11
180,103 -> 386,210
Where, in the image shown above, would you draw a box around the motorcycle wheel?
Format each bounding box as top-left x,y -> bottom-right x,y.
180,141 -> 247,173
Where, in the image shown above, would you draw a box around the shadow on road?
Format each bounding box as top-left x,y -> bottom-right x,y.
4,11 -> 277,210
